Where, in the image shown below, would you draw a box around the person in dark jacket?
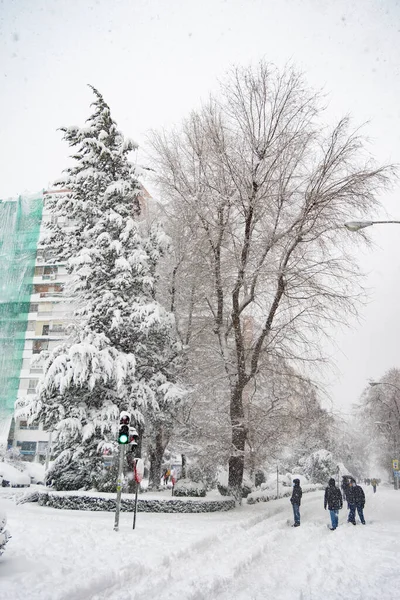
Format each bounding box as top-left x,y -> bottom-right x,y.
290,478 -> 302,527
347,479 -> 366,525
341,475 -> 351,504
324,478 -> 343,530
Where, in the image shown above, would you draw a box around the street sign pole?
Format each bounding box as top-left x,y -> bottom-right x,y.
132,458 -> 144,530
113,444 -> 125,531
276,465 -> 279,499
133,478 -> 139,530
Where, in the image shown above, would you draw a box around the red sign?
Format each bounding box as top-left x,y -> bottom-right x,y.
171,469 -> 177,485
134,458 -> 145,483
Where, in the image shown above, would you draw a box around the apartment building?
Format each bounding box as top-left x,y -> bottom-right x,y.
12,196 -> 72,461
2,184 -> 154,461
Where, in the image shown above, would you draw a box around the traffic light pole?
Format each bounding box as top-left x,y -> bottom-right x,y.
113,444 -> 125,532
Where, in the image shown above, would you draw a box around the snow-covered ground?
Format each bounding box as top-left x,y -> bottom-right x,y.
1,485 -> 400,600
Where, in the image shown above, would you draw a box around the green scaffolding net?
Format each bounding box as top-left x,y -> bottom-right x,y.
0,195 -> 43,440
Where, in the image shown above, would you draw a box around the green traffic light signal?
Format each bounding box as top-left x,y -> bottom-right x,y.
118,424 -> 129,444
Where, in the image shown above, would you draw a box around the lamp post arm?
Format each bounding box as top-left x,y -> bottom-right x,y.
345,220 -> 400,231
371,220 -> 400,225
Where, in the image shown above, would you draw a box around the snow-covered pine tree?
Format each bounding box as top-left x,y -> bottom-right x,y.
21,87 -> 184,490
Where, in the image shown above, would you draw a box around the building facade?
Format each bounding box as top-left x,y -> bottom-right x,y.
2,187 -> 152,461
13,193 -> 73,461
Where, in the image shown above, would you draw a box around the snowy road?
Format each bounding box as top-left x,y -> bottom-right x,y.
1,486 -> 400,600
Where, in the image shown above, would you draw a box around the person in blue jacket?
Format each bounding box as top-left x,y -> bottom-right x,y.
324,478 -> 343,530
290,478 -> 302,527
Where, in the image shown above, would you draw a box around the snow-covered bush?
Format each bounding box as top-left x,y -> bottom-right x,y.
247,482 -> 321,504
22,462 -> 45,485
173,478 -> 206,497
186,463 -> 218,490
301,450 -> 338,484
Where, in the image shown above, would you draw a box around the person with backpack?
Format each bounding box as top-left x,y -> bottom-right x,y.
347,479 -> 366,525
324,478 -> 343,530
290,478 -> 302,527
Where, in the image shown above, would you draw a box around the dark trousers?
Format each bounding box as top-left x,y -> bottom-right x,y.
348,503 -> 365,524
292,503 -> 300,525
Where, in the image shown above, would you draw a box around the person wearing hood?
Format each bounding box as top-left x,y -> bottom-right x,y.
347,479 -> 366,525
324,478 -> 343,530
290,478 -> 302,527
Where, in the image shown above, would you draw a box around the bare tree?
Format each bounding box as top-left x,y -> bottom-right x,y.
358,368 -> 400,475
148,62 -> 394,501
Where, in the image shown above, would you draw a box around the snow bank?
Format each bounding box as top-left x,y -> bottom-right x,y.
0,463 -> 30,487
22,462 -> 45,484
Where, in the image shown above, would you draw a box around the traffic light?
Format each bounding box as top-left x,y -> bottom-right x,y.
129,427 -> 139,446
118,412 -> 130,444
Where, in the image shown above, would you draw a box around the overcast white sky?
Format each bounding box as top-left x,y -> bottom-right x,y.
1,0 -> 400,415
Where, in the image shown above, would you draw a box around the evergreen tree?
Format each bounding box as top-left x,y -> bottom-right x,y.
22,87 -> 184,490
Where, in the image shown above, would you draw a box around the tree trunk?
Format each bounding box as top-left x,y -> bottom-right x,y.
181,453 -> 187,478
148,430 -> 165,489
228,385 -> 246,504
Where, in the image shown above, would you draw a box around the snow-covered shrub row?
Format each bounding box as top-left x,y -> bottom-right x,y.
172,479 -> 206,497
16,490 -> 40,505
36,492 -> 235,513
247,484 -> 322,504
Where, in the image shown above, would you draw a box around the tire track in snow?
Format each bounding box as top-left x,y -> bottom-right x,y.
96,501 -> 309,600
61,504 -> 291,600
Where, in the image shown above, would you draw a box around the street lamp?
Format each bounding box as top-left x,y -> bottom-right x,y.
345,220 -> 400,231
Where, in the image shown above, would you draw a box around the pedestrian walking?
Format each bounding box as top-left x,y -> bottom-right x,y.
290,478 -> 302,527
341,475 -> 351,504
324,477 -> 343,530
371,478 -> 377,493
347,479 -> 366,525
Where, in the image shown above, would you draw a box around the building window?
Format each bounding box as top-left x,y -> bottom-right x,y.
42,325 -> 50,336
18,420 -> 39,430
27,379 -> 38,394
17,441 -> 37,455
29,303 -> 39,313
33,340 -> 49,354
42,266 -> 58,280
38,441 -> 48,455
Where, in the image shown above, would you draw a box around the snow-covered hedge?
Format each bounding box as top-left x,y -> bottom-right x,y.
247,483 -> 322,504
36,491 -> 235,513
217,484 -> 252,498
172,478 -> 206,497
